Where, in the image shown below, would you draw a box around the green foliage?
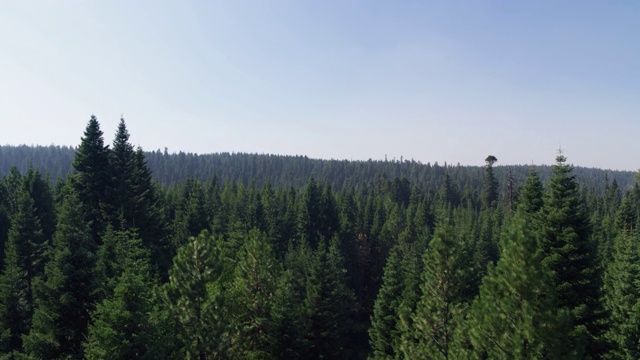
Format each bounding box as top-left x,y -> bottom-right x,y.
481,155 -> 498,209
0,234 -> 29,354
399,224 -> 470,360
541,153 -> 604,357
161,230 -> 226,359
227,229 -> 281,359
23,188 -> 97,359
368,243 -> 423,360
464,215 -> 566,359
603,230 -> 640,359
72,115 -> 112,243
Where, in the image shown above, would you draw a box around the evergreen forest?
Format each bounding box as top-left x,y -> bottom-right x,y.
1,116 -> 640,359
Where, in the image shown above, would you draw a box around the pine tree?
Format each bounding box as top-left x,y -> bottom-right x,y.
84,229 -> 169,359
518,168 -> 544,215
22,166 -> 56,242
23,188 -> 97,359
602,230 -> 640,359
304,237 -> 357,359
8,188 -> 46,316
399,224 -> 470,360
368,246 -> 406,359
298,178 -> 323,249
161,230 -> 226,359
464,215 -> 565,359
481,155 -> 498,209
0,233 -> 29,354
108,117 -> 136,226
227,229 -> 281,359
72,115 -> 112,243
541,152 -> 604,358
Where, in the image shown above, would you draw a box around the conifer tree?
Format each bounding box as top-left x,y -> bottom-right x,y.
368,246 -> 406,359
0,232 -> 29,355
399,224 -> 469,360
161,230 -> 226,359
84,229 -> 170,359
518,168 -> 544,215
481,155 -> 498,209
23,188 -> 97,359
72,115 -> 111,242
602,230 -> 640,359
304,237 -> 357,359
227,229 -> 281,359
8,188 -> 46,316
108,117 -> 135,225
22,166 -> 56,242
298,178 -> 323,249
541,152 -> 604,357
464,215 -> 565,359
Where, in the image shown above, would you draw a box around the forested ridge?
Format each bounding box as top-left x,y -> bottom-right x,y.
0,143 -> 635,194
1,116 -> 639,359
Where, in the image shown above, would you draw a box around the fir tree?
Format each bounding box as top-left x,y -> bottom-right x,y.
481,155 -> 498,209
541,152 -> 604,358
84,229 -> 169,359
161,230 -> 226,359
72,115 -> 111,243
399,224 -> 469,360
227,229 -> 281,359
465,215 -> 565,359
8,188 -> 46,316
0,233 -> 29,354
602,230 -> 640,359
23,188 -> 97,359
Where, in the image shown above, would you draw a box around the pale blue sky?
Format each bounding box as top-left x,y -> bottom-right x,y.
1,1 -> 639,170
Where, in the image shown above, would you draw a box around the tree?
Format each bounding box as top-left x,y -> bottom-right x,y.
464,215 -> 565,359
481,155 -> 498,209
0,232 -> 29,354
227,229 -> 281,359
304,237 -> 358,359
107,117 -> 136,226
541,152 -> 604,358
72,115 -> 112,242
602,230 -> 640,359
399,224 -> 470,360
84,229 -> 170,359
161,230 -> 226,359
369,246 -> 410,359
7,188 -> 47,318
518,168 -> 544,215
23,188 -> 98,359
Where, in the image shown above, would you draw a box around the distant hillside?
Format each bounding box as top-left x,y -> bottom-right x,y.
0,144 -> 635,194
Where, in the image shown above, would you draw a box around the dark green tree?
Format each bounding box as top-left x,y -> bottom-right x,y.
602,230 -> 640,359
84,229 -> 170,359
518,168 -> 544,215
7,188 -> 46,322
481,155 -> 498,209
399,224 -> 470,360
227,229 -> 281,359
464,215 -> 565,359
304,237 -> 358,359
161,230 -> 226,359
0,231 -> 29,355
72,115 -> 112,242
23,188 -> 97,359
541,152 -> 604,358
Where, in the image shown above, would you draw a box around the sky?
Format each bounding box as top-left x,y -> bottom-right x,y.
1,1 -> 639,170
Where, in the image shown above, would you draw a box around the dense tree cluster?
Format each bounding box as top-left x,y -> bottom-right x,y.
0,116 -> 638,358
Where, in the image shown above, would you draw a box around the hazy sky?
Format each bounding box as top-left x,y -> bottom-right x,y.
1,1 -> 639,170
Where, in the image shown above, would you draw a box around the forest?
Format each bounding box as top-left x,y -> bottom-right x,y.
1,116 -> 639,359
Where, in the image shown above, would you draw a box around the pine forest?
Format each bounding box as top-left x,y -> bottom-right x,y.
2,116 -> 640,359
